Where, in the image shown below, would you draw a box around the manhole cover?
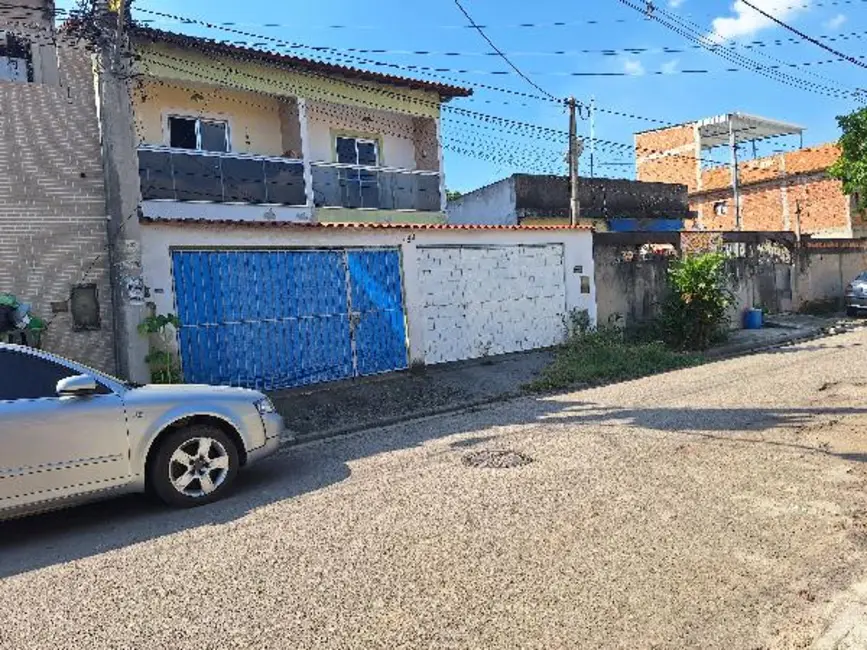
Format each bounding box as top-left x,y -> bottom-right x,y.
462,449 -> 534,469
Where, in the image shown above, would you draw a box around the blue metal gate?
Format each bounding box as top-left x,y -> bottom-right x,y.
171,249 -> 407,390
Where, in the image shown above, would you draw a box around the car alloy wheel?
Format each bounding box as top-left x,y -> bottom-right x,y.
149,424 -> 240,507
169,436 -> 231,498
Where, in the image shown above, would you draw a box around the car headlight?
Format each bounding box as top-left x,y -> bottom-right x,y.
255,397 -> 277,415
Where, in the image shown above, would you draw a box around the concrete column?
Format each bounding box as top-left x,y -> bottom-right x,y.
94,3 -> 149,382
298,97 -> 315,213
436,117 -> 446,214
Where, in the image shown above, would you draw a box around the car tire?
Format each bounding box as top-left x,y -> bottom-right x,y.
149,424 -> 241,508
847,307 -> 859,318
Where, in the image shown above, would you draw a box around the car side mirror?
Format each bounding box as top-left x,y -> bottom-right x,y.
57,374 -> 98,397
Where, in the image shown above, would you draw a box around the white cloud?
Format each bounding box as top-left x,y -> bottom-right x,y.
623,59 -> 645,76
661,59 -> 680,74
711,0 -> 811,41
669,0 -> 686,7
825,13 -> 847,30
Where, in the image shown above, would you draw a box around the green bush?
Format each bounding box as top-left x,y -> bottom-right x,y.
660,253 -> 733,350
138,313 -> 183,384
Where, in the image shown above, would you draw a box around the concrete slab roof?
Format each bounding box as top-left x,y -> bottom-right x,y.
696,113 -> 804,149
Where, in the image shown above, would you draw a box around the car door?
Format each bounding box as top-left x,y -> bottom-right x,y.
0,349 -> 131,510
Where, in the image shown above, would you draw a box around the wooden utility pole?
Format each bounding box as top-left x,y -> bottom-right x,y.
568,97 -> 580,226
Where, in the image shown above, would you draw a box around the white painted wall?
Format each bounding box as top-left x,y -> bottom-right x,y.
140,223 -> 596,370
446,178 -> 517,226
305,99 -> 417,169
417,244 -> 567,364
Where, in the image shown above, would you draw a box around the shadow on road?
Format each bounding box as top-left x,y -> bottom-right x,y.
4,393 -> 867,579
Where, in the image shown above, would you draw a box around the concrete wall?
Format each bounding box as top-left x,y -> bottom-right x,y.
594,233 -> 867,332
448,174 -> 689,226
447,178 -> 516,226
514,175 -> 690,221
140,222 -> 595,370
0,36 -> 115,371
132,80 -> 285,156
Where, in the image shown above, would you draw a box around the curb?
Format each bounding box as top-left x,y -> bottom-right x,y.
278,321 -> 866,449
284,392 -> 524,447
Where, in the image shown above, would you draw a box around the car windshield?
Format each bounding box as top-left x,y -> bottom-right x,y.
857,272 -> 867,282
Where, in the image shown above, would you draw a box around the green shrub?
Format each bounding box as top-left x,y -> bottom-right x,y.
660,253 -> 733,350
138,313 -> 183,384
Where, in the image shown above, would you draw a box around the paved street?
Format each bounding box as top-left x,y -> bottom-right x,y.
5,332 -> 867,649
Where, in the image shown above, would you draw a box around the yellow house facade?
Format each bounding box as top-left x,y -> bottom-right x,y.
131,28 -> 471,225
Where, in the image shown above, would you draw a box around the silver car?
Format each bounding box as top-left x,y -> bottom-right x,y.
0,343 -> 285,520
846,272 -> 867,316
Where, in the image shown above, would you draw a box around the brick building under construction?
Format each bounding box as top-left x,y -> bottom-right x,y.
634,112 -> 862,238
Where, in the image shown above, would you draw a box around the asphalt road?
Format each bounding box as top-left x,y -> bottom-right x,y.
5,332 -> 867,649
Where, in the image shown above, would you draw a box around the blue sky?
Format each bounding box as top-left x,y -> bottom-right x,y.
58,0 -> 867,192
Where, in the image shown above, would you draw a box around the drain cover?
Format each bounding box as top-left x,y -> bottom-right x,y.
462,449 -> 534,469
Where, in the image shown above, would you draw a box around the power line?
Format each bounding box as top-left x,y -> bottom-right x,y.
130,0 -> 867,31
739,0 -> 867,71
451,0 -> 559,102
617,0 -> 863,101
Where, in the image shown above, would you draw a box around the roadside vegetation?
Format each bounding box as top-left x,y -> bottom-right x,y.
529,252 -> 731,392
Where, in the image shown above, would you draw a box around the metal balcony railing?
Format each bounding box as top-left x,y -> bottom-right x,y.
138,146 -> 307,206
311,162 -> 442,212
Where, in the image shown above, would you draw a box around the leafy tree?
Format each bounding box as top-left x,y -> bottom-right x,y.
446,189 -> 462,201
829,107 -> 867,208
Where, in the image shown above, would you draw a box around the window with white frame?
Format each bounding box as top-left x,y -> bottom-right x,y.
0,31 -> 33,83
713,200 -> 728,216
335,136 -> 380,208
168,115 -> 230,153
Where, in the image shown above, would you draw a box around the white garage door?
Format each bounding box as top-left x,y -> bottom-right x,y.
418,244 -> 567,364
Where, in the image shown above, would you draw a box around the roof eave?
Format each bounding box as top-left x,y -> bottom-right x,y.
130,26 -> 473,99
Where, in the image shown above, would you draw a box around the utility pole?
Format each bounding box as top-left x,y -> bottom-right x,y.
568,97 -> 580,226
728,119 -> 742,231
589,96 -> 596,179
96,0 -> 150,382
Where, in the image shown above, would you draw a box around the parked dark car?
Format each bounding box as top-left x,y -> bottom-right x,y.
845,272 -> 867,316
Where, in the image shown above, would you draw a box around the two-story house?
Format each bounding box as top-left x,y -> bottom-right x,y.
131,27 -> 470,226
123,26 -> 479,386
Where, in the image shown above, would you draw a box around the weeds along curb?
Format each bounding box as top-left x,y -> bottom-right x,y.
278,322 -> 867,449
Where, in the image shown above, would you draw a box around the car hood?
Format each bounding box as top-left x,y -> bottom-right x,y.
124,383 -> 264,403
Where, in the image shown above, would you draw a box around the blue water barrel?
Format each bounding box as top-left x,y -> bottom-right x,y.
743,308 -> 764,330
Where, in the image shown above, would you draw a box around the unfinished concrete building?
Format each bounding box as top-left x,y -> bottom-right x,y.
635,113 -> 859,238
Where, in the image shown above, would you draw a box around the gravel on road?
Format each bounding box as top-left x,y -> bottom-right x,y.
4,333 -> 867,648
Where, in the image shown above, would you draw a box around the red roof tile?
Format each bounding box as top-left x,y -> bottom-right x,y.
140,217 -> 593,231
131,26 -> 473,100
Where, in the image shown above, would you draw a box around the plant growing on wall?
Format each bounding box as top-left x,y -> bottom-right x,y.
138,313 -> 182,384
660,252 -> 733,350
829,107 -> 867,209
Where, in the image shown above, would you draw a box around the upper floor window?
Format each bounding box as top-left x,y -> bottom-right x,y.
0,31 -> 33,83
168,115 -> 230,153
713,200 -> 728,216
336,136 -> 380,208
336,136 -> 378,167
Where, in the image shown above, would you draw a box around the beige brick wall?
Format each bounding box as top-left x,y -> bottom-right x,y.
0,37 -> 115,371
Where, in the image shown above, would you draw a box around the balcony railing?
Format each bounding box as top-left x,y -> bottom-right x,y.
138,146 -> 307,206
311,162 -> 442,212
